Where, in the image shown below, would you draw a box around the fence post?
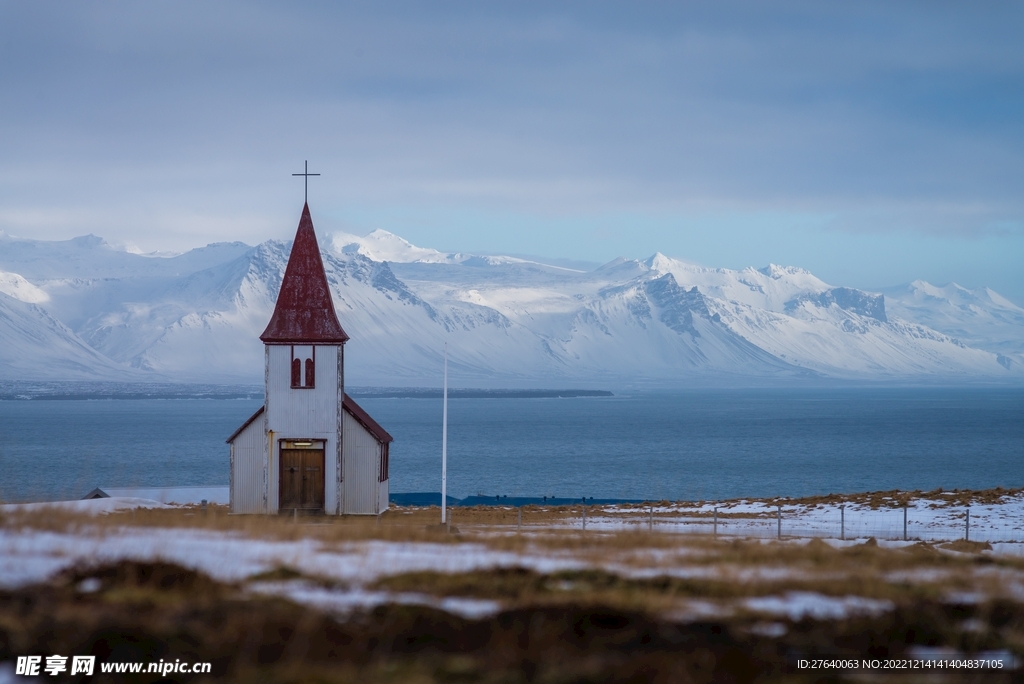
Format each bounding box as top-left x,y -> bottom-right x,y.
777,505 -> 782,540
582,505 -> 586,532
903,505 -> 907,541
840,504 -> 845,541
966,507 -> 970,541
713,507 -> 718,537
649,504 -> 653,532
517,507 -> 522,531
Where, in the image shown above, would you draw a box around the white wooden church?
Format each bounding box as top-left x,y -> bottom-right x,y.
227,202 -> 393,515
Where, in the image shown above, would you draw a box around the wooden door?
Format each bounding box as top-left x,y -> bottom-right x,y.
280,449 -> 303,510
302,450 -> 325,510
279,449 -> 325,512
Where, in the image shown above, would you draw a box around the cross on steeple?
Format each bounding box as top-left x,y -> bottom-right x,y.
292,160 -> 320,203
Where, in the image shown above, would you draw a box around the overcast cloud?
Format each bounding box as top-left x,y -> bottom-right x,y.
1,1 -> 1022,299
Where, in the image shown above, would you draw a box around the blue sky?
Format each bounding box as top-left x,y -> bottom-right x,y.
1,2 -> 1022,301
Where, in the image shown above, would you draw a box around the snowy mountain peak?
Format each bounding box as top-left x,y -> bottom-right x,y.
759,263 -> 813,279
641,252 -> 708,273
643,252 -> 675,273
593,257 -> 650,280
0,270 -> 50,303
329,229 -> 453,264
124,245 -> 185,258
880,280 -> 1024,365
904,280 -> 1024,312
327,230 -> 589,274
1,228 -> 1022,383
69,234 -> 111,249
982,288 -> 1023,311
597,256 -> 642,270
907,280 -> 967,300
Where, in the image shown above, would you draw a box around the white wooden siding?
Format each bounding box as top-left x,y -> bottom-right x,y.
265,344 -> 341,513
266,345 -> 339,434
335,346 -> 345,514
378,475 -> 389,514
230,343 -> 387,517
342,410 -> 382,515
230,413 -> 266,514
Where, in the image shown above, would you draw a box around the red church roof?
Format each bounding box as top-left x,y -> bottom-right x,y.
343,393 -> 394,443
260,203 -> 349,344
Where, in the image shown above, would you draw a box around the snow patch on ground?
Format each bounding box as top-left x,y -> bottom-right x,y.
575,494 -> 1024,542
251,581 -> 502,620
0,528 -> 585,590
1,497 -> 170,515
744,592 -> 894,620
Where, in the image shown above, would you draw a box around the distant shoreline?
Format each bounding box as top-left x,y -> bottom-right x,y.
0,382 -> 612,401
348,389 -> 613,399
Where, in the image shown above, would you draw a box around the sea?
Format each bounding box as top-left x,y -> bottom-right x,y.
1,387 -> 1023,504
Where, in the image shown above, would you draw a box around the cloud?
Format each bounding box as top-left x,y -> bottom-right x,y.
824,204 -> 1024,240
0,1 -> 1021,297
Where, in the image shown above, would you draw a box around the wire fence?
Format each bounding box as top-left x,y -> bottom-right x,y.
441,503 -> 1024,543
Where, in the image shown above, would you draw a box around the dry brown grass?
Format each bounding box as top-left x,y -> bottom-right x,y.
2,504 -> 470,544
6,557 -> 942,684
6,481 -> 1020,543
0,502 -> 731,554
760,486 -> 1024,509
24,559 -> 1015,683
6,498 -> 1024,681
7,492 -> 1024,610
940,539 -> 995,553
5,499 -> 1024,564
368,536 -> 1019,612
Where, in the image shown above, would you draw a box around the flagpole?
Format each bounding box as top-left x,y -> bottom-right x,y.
441,343 -> 448,524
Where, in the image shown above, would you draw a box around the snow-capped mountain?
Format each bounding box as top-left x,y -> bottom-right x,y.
0,229 -> 1020,385
0,291 -> 146,381
330,229 -> 456,264
880,281 -> 1024,369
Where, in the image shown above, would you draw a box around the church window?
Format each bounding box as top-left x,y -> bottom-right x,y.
379,443 -> 390,481
290,346 -> 315,389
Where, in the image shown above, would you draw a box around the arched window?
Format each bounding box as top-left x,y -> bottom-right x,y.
290,345 -> 316,389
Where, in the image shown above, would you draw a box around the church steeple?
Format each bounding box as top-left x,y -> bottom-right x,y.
260,203 -> 349,344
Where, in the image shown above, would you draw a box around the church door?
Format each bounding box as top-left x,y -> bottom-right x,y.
279,447 -> 325,512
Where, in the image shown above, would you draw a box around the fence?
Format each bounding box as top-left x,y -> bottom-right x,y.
437,501 -> 1024,543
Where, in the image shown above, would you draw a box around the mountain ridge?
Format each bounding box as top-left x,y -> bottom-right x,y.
0,230 -> 1020,385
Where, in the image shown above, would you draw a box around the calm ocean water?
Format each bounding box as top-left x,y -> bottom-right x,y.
1,388 -> 1022,504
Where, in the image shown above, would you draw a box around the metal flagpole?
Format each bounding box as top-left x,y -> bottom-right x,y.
441,343 -> 448,524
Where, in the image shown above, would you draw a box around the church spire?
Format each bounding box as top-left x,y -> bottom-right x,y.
260,203 -> 349,344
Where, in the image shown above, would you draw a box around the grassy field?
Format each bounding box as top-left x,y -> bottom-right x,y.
2,495 -> 1024,682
